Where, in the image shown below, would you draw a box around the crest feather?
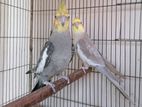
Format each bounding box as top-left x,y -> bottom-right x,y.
56,0 -> 69,17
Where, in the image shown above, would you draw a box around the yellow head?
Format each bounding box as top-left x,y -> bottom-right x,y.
72,18 -> 85,33
72,18 -> 85,44
53,0 -> 70,32
56,0 -> 69,17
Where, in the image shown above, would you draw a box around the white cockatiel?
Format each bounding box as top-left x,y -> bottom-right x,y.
72,18 -> 132,101
27,1 -> 72,92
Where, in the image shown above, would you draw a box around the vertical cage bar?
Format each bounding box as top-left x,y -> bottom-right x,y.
138,2 -> 142,107
29,0 -> 34,91
129,0 -> 132,107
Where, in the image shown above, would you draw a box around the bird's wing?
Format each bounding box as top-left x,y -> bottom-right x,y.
77,35 -> 105,67
77,35 -> 121,82
43,41 -> 54,68
77,37 -> 129,99
96,47 -> 125,79
104,59 -> 125,79
35,41 -> 54,73
26,41 -> 54,74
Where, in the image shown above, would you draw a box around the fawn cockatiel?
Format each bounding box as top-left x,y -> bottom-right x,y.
72,18 -> 131,101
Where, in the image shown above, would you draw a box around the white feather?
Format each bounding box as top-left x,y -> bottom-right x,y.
77,44 -> 102,67
36,48 -> 48,73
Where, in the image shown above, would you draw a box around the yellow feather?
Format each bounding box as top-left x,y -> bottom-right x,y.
56,0 -> 69,17
54,18 -> 69,32
72,18 -> 82,24
53,0 -> 70,32
72,18 -> 85,33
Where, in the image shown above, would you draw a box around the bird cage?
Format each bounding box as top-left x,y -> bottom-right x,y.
0,0 -> 142,107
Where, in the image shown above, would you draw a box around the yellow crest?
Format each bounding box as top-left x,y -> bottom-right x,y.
56,0 -> 69,17
72,18 -> 85,33
72,18 -> 81,24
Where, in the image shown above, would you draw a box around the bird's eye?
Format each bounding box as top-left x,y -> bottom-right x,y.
55,16 -> 57,18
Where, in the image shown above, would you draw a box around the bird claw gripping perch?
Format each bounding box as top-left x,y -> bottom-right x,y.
59,76 -> 70,84
81,66 -> 88,74
43,81 -> 56,93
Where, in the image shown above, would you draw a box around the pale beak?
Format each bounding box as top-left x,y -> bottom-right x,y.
75,23 -> 79,29
61,16 -> 66,26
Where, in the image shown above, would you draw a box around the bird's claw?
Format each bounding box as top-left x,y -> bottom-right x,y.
59,76 -> 70,84
81,67 -> 88,74
43,81 -> 56,93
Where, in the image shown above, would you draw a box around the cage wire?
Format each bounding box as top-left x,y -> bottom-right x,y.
0,0 -> 142,107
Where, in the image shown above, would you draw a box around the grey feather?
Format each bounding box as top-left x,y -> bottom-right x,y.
36,41 -> 54,70
31,79 -> 45,92
26,41 -> 54,74
96,67 -> 130,100
32,31 -> 72,92
75,33 -> 130,99
77,35 -> 121,83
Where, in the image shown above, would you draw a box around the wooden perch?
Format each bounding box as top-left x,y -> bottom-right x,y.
4,69 -> 91,107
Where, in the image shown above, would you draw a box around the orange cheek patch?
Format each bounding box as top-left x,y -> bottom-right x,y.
54,20 -> 60,28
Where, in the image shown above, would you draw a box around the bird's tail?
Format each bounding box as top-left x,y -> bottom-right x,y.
96,67 -> 131,100
96,66 -> 121,83
32,79 -> 45,92
104,59 -> 125,79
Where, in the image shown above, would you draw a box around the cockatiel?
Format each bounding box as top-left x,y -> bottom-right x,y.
72,18 -> 131,100
27,1 -> 72,92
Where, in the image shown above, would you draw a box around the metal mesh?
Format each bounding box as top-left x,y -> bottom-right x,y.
0,0 -> 142,107
0,0 -> 31,106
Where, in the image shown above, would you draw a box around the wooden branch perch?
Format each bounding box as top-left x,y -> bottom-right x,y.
4,69 -> 91,107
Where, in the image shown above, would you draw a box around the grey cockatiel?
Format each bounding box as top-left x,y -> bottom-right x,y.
27,2 -> 72,92
32,31 -> 72,92
72,18 -> 132,101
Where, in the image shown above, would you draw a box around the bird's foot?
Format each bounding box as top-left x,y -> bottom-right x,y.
43,81 -> 56,93
59,76 -> 70,84
81,66 -> 88,74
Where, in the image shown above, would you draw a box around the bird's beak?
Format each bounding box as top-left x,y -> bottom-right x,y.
61,16 -> 66,26
75,23 -> 79,29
